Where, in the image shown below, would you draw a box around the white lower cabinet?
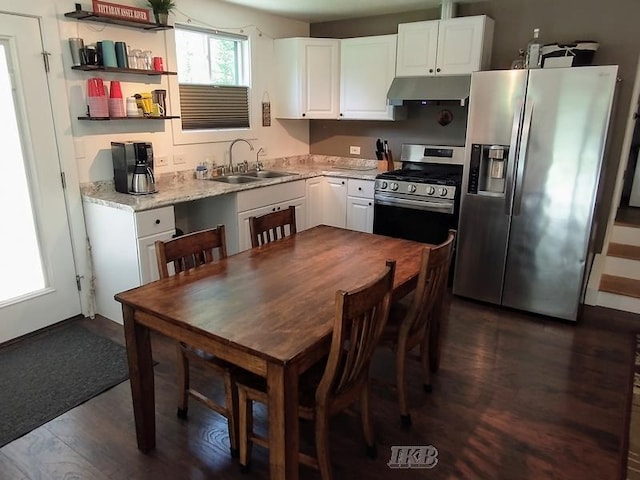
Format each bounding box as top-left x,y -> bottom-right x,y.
236,180 -> 307,252
306,176 -> 325,228
346,179 -> 375,233
83,202 -> 176,323
324,177 -> 348,228
307,177 -> 374,232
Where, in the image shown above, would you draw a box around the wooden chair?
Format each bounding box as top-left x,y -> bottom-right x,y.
380,229 -> 456,427
154,225 -> 239,457
249,205 -> 297,248
236,260 -> 396,479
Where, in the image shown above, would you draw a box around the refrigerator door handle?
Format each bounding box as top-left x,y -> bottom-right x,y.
512,103 -> 534,216
504,99 -> 525,216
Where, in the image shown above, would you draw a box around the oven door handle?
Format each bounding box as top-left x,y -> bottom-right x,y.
374,194 -> 454,214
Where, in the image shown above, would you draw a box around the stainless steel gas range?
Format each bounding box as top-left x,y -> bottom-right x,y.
373,144 -> 464,246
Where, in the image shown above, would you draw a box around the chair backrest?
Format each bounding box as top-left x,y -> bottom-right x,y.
155,225 -> 227,279
249,206 -> 297,248
316,260 -> 396,406
400,229 -> 456,340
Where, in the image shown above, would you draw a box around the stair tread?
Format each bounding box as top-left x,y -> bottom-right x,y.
599,274 -> 640,298
615,207 -> 640,227
607,243 -> 640,261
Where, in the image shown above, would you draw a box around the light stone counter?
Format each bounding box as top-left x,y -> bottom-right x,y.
81,155 -> 392,212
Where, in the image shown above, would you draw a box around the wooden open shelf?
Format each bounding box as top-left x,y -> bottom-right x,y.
71,65 -> 176,76
78,115 -> 179,121
64,9 -> 172,31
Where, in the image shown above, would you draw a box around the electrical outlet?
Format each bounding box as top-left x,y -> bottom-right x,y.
155,155 -> 168,167
173,154 -> 186,165
350,146 -> 361,155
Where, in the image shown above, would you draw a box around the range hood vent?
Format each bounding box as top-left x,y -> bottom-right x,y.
387,75 -> 471,105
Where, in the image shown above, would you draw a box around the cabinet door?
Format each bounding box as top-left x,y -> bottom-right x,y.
347,196 -> 374,233
138,230 -> 176,284
306,177 -> 325,228
237,198 -> 306,252
274,38 -> 340,119
340,35 -> 397,120
238,204 -> 273,252
323,177 -> 347,228
396,21 -> 439,76
436,16 -> 488,75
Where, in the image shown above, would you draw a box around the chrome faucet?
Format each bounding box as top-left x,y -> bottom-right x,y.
229,138 -> 254,172
256,147 -> 265,171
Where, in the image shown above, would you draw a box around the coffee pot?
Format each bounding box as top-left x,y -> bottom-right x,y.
131,162 -> 156,194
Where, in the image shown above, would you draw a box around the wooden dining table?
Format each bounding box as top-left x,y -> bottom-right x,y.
115,225 -> 427,479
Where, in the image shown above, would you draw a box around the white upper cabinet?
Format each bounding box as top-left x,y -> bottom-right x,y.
274,38 -> 340,119
396,15 -> 494,77
340,34 -> 399,120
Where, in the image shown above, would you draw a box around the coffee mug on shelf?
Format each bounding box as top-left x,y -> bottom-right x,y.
152,56 -> 164,71
126,97 -> 140,117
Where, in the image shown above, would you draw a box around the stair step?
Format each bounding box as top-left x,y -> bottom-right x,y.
610,226 -> 640,246
599,274 -> 640,299
607,242 -> 640,261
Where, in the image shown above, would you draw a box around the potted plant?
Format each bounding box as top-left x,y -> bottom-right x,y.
146,0 -> 175,25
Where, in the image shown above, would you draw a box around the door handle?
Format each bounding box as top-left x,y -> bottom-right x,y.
512,102 -> 534,216
504,98 -> 524,216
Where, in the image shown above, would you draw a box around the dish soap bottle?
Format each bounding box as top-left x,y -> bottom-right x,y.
525,28 -> 542,69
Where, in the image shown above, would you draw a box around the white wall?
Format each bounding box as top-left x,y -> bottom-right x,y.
53,0 -> 310,183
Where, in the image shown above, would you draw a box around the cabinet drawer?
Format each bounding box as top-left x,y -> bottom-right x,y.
135,206 -> 175,238
347,179 -> 374,198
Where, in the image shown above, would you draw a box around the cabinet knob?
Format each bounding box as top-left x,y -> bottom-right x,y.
342,181 -> 345,185
155,219 -> 160,225
302,113 -> 306,117
358,187 -> 362,191
436,68 -> 441,73
429,68 -> 434,73
369,202 -> 372,206
272,207 -> 276,211
340,113 -> 343,117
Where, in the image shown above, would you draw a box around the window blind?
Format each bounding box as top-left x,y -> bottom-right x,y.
179,84 -> 249,130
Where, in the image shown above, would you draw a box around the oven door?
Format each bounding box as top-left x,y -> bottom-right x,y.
373,195 -> 456,245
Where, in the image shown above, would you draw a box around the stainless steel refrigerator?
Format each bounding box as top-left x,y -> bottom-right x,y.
453,66 -> 618,321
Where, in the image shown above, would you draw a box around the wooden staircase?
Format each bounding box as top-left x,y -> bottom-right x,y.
596,208 -> 640,312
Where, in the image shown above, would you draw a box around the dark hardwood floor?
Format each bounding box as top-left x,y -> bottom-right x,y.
0,296 -> 636,479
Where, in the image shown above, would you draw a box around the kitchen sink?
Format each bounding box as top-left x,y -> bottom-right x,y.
244,170 -> 297,178
209,175 -> 261,184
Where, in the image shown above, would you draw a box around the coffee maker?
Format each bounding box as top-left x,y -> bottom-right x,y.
111,141 -> 156,194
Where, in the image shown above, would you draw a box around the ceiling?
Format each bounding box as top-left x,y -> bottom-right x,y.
217,0 -> 477,23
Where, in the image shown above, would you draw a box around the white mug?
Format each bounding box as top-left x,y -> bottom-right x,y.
126,97 -> 139,117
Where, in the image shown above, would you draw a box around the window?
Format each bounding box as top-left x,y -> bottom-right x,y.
175,25 -> 250,130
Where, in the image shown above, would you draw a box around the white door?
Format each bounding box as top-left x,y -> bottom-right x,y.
436,16 -> 486,75
0,13 -> 80,343
323,177 -> 347,228
396,20 -> 439,77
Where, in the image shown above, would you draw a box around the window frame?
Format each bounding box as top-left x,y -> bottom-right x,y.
167,23 -> 256,145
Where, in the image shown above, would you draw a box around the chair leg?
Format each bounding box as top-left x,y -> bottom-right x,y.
176,344 -> 189,419
224,371 -> 240,458
420,328 -> 433,394
429,314 -> 441,373
238,387 -> 253,473
395,344 -> 411,427
315,409 -> 333,480
360,383 -> 377,459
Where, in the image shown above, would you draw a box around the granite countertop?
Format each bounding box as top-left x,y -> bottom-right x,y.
81,155 -> 391,212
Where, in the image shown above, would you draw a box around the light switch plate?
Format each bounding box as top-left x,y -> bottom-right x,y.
155,155 -> 168,167
173,154 -> 186,165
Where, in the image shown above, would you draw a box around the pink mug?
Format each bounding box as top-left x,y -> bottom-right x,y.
152,56 -> 164,71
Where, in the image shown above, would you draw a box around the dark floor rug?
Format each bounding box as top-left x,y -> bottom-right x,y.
0,324 -> 129,447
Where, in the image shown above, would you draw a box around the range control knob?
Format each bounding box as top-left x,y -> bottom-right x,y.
390,182 -> 399,191
407,184 -> 417,193
380,181 -> 388,189
439,187 -> 448,197
426,186 -> 436,195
